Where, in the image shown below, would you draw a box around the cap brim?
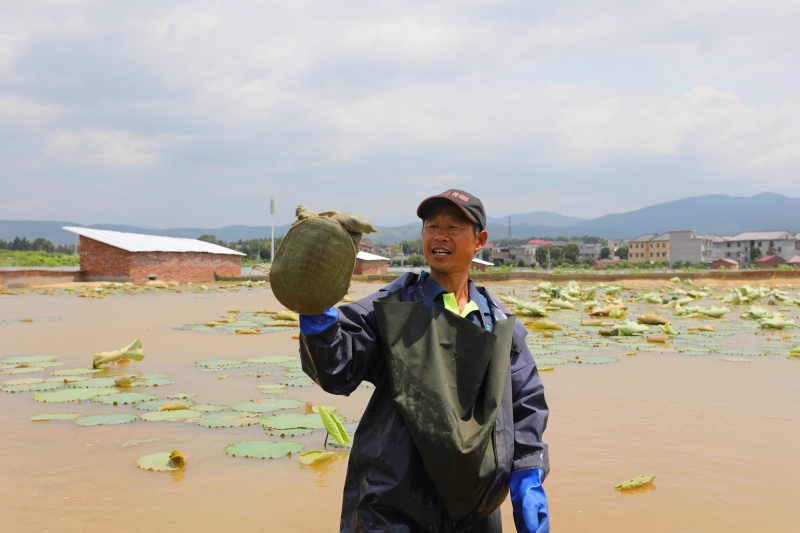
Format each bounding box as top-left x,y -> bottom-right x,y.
416,195 -> 479,226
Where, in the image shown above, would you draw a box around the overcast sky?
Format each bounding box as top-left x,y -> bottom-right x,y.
2,1 -> 799,228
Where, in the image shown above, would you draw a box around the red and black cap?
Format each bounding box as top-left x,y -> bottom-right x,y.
416,189 -> 486,231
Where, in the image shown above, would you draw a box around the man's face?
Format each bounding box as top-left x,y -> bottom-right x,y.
422,205 -> 488,276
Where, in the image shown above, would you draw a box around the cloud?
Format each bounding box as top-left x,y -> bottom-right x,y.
1,1 -> 799,226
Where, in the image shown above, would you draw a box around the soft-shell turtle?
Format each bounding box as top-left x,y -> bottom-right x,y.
270,206 -> 376,315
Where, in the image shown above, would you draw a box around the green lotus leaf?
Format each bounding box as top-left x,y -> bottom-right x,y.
34,387 -> 117,403
0,365 -> 46,375
195,412 -> 260,428
51,368 -> 102,376
74,413 -> 138,426
260,412 -> 344,431
546,344 -> 592,352
44,376 -> 88,383
231,398 -> 305,413
4,377 -> 43,385
262,427 -> 314,437
3,381 -> 63,393
534,357 -> 571,365
276,360 -> 303,370
526,348 -> 558,356
720,357 -> 752,362
224,440 -> 304,459
134,399 -> 195,411
31,413 -> 79,421
123,438 -> 160,447
92,392 -> 158,405
67,377 -> 120,388
276,379 -> 315,387
659,322 -> 679,336
140,409 -> 202,421
615,475 -> 656,490
136,451 -> 181,471
1,355 -> 58,364
166,392 -> 197,399
193,404 -> 228,412
616,321 -> 650,336
194,359 -> 245,369
257,384 -> 287,394
573,356 -> 618,364
131,377 -> 174,387
93,339 -> 145,368
245,356 -> 296,364
319,406 -> 350,446
299,450 -> 335,465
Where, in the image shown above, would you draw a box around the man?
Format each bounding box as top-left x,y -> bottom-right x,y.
299,190 -> 549,533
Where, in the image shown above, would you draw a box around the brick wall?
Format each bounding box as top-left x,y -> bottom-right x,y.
353,259 -> 388,275
80,236 -> 241,283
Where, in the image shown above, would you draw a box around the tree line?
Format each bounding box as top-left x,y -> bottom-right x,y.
0,237 -> 74,254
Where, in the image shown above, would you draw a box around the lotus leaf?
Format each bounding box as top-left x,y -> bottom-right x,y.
547,345 -> 592,352
3,377 -> 43,386
93,339 -> 145,368
196,412 -> 260,428
637,313 -> 668,325
231,398 -> 305,413
92,392 -> 158,405
134,399 -> 195,411
225,439 -> 304,459
548,299 -> 575,310
319,406 -> 350,446
34,387 -> 117,402
0,365 -> 45,375
598,328 -> 619,336
616,321 -> 650,336
31,413 -> 79,421
3,381 -> 63,393
581,319 -> 604,327
527,320 -> 563,331
167,450 -> 185,468
193,404 -> 228,412
696,306 -> 731,319
166,392 -> 197,399
141,409 -> 202,421
277,378 -> 315,387
246,356 -> 296,364
790,347 -> 800,355
51,367 -> 102,376
759,315 -> 796,330
276,310 -> 300,321
575,357 -> 618,364
687,325 -> 715,332
260,412 -> 344,431
533,358 -> 571,365
659,323 -> 679,336
74,413 -> 138,426
283,371 -> 309,379
615,475 -> 656,490
195,359 -> 245,369
137,451 -> 181,472
647,335 -> 670,343
123,438 -> 159,447
1,355 -> 58,364
258,384 -> 288,394
159,401 -> 190,411
300,450 -> 335,465
721,358 -> 752,362
67,377 -> 120,388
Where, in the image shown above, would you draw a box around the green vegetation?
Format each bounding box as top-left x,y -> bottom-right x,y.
0,250 -> 80,267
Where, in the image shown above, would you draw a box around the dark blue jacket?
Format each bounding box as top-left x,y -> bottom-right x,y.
300,272 -> 549,532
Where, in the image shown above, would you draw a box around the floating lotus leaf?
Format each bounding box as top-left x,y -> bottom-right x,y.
131,377 -> 174,387
34,387 -> 117,403
196,412 -> 260,428
547,344 -> 592,352
67,377 -> 120,388
134,399 -> 195,411
659,323 -> 679,336
194,359 -> 245,369
677,347 -> 712,354
123,438 -> 159,447
141,409 -> 202,421
300,450 -> 335,465
257,384 -> 288,393
231,398 -> 305,413
277,377 -> 315,387
1,355 -> 58,364
283,371 -> 309,379
193,404 -> 228,412
236,370 -> 272,378
526,348 -> 558,356
260,412 -> 344,431
3,381 -> 63,393
159,401 -> 190,411
263,427 -> 314,437
166,392 -> 197,399
277,361 -> 303,370
168,450 -> 185,468
647,335 -> 670,343
74,413 -> 138,426
534,357 -> 572,366
224,439 -> 304,459
0,365 -> 46,375
31,413 -> 79,421
696,306 -> 731,319
3,377 -> 43,386
319,406 -> 350,446
616,475 -> 656,490
93,339 -> 145,368
51,368 -> 102,376
574,356 -> 618,364
721,358 -> 752,362
616,321 -> 650,336
137,451 -> 181,471
637,313 -> 668,325
92,392 -> 158,405
526,320 -> 563,331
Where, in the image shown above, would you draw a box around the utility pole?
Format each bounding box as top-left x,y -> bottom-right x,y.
547,245 -> 551,271
270,193 -> 275,263
508,216 -> 511,239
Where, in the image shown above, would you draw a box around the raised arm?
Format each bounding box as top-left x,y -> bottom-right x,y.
299,301 -> 384,396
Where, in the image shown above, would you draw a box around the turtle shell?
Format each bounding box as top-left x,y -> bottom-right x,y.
270,216 -> 357,315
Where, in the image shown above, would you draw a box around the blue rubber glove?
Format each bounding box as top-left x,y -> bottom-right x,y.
299,307 -> 338,335
510,468 -> 550,533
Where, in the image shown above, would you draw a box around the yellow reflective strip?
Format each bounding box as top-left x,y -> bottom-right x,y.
442,293 -> 481,318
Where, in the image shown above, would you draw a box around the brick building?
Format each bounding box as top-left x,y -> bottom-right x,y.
711,258 -> 739,270
64,227 -> 243,284
755,255 -> 785,269
353,251 -> 390,275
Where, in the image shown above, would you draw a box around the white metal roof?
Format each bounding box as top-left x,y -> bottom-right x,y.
64,227 -> 246,255
727,231 -> 795,241
472,258 -> 494,266
357,251 -> 390,261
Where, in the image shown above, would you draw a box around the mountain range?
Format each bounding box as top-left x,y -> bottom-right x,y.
2,193 -> 799,245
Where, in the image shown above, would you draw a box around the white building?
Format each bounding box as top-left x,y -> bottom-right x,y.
720,231 -> 798,266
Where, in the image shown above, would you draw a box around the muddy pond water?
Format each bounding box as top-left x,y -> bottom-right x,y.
1,280 -> 799,532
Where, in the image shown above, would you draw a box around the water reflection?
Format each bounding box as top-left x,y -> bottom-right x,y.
616,483 -> 657,495
301,451 -> 350,488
